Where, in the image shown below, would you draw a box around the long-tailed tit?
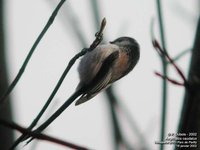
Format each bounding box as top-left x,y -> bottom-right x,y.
75,36 -> 140,105
15,37 -> 140,145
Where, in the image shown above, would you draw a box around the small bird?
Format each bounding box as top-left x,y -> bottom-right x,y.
11,37 -> 140,146
75,36 -> 140,105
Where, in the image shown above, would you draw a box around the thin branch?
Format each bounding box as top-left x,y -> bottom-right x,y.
115,97 -> 150,150
105,87 -> 134,150
90,0 -> 101,31
151,19 -> 191,64
48,1 -> 88,47
0,119 -> 88,150
155,72 -> 185,86
10,18 -> 106,149
0,0 -> 67,103
172,48 -> 191,62
106,88 -> 150,150
28,18 -> 106,130
155,1 -> 168,150
152,40 -> 188,85
106,90 -> 124,150
156,0 -> 167,51
153,39 -> 189,90
29,99 -> 60,150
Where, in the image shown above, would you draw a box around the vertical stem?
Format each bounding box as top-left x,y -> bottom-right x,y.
105,87 -> 134,150
90,0 -> 101,30
0,0 -> 14,149
176,17 -> 200,150
156,0 -> 167,50
106,87 -> 123,150
156,0 -> 168,150
160,55 -> 167,150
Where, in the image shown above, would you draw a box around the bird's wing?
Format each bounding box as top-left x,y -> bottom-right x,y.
77,44 -> 118,87
75,51 -> 119,105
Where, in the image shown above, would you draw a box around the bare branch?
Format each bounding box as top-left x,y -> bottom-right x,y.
0,119 -> 88,150
152,40 -> 188,85
0,0 -> 67,103
11,17 -> 106,149
155,72 -> 185,86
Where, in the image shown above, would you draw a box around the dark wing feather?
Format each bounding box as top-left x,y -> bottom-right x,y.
75,51 -> 119,105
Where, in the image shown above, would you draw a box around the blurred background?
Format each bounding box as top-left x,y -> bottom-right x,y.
0,0 -> 199,149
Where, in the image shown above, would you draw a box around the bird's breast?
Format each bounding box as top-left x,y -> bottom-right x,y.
111,50 -> 129,81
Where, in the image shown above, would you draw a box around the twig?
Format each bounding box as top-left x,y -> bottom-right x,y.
29,99 -> 60,150
11,18 -> 106,149
151,18 -> 191,63
152,40 -> 188,85
29,18 -> 106,130
115,95 -> 150,150
0,0 -> 67,103
0,119 -> 88,150
155,1 -> 168,150
106,88 -> 150,150
48,1 -> 88,47
172,48 -> 191,62
155,72 -> 185,86
90,0 -> 101,30
105,87 -> 134,150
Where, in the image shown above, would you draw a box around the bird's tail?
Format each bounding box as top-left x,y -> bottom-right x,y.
75,93 -> 97,106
